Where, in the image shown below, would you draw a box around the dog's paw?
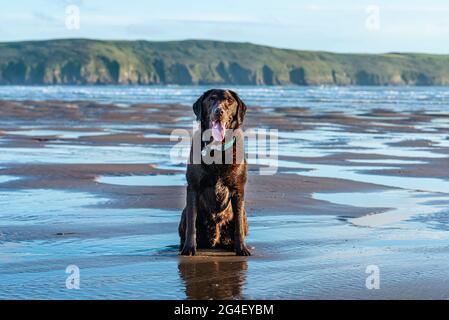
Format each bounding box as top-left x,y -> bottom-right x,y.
180,244 -> 197,256
235,245 -> 251,256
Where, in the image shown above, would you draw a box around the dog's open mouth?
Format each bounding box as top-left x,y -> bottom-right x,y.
211,120 -> 226,142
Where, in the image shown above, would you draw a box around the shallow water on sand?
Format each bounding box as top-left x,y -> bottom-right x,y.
0,175 -> 19,183
97,174 -> 186,187
314,190 -> 449,227
296,163 -> 449,193
3,210 -> 449,299
1,86 -> 449,299
1,85 -> 449,113
0,145 -> 172,164
5,129 -> 110,139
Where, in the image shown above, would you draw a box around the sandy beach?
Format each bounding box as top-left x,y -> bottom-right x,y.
1,96 -> 449,299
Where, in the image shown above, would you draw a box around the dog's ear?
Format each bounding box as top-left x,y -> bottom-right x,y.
192,95 -> 203,121
229,90 -> 247,127
193,90 -> 213,121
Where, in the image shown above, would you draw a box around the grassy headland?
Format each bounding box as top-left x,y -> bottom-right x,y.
1,39 -> 449,85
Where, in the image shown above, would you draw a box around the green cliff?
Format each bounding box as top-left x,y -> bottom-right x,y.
1,39 -> 449,85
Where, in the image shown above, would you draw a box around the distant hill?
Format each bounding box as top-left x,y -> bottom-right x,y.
1,39 -> 449,85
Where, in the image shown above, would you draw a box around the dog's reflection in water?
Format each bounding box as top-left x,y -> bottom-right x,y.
178,256 -> 248,300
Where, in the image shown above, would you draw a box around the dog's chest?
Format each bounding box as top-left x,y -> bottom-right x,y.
213,179 -> 229,203
210,179 -> 233,222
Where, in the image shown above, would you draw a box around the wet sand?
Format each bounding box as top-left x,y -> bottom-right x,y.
1,100 -> 449,299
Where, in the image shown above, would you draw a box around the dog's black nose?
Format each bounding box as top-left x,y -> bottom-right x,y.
215,108 -> 224,117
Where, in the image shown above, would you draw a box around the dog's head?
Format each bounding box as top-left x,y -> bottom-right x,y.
193,89 -> 247,142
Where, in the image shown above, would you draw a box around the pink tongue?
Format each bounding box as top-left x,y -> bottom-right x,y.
211,121 -> 225,141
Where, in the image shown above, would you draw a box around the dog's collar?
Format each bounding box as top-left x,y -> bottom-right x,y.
201,137 -> 236,156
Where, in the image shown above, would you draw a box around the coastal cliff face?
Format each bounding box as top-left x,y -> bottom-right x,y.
1,39 -> 449,86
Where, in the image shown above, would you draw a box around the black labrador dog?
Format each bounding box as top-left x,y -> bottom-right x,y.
179,89 -> 251,256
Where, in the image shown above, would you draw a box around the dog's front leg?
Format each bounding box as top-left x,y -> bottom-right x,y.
231,191 -> 251,256
180,189 -> 197,256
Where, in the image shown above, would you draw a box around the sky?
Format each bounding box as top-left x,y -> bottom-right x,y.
1,0 -> 449,53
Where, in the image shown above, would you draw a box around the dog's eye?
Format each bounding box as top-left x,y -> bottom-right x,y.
226,98 -> 234,104
209,96 -> 217,101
